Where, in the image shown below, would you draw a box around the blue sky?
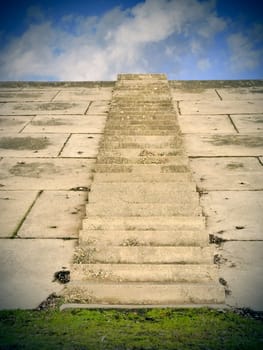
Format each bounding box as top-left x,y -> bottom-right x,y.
0,0 -> 262,81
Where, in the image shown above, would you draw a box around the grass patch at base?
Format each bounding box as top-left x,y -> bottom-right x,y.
0,307 -> 262,349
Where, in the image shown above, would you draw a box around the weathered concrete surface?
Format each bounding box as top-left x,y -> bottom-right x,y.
23,115 -> 107,133
0,84 -> 112,309
67,74 -> 224,306
0,116 -> 33,133
0,191 -> 38,237
18,191 -> 87,238
178,115 -> 235,134
171,80 -> 263,310
0,158 -> 95,190
0,79 -> 262,310
217,242 -> 263,311
201,191 -> 263,240
190,157 -> 263,191
0,133 -> 68,157
0,239 -> 75,309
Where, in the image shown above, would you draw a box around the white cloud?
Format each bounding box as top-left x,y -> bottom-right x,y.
228,28 -> 263,72
197,58 -> 211,71
0,0 -> 229,80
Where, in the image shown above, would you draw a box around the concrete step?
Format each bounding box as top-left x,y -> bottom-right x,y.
74,246 -> 214,264
97,148 -> 185,158
99,142 -> 183,150
104,124 -> 179,129
93,172 -> 194,182
103,130 -> 180,135
94,163 -> 189,174
86,201 -> 201,217
82,216 -> 205,231
62,281 -> 225,305
71,263 -> 219,283
88,183 -> 198,203
100,135 -> 181,143
96,156 -> 187,165
79,229 -> 208,246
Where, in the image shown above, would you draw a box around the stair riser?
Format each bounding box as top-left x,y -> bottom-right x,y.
62,283 -> 225,305
74,246 -> 213,264
71,264 -> 218,283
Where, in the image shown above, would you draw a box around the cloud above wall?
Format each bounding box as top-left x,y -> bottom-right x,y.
0,0 -> 262,80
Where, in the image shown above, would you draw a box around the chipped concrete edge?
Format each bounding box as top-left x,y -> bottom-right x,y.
60,303 -> 229,311
1,80 -> 263,89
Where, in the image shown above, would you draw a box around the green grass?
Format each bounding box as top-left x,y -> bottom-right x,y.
0,307 -> 262,349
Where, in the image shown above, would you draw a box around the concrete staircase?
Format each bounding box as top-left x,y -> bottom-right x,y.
62,74 -> 225,306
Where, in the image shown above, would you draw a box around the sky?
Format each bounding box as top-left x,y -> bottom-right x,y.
0,0 -> 262,81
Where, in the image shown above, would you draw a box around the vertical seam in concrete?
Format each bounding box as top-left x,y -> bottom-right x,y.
11,190 -> 43,238
84,102 -> 92,115
58,133 -> 72,157
50,90 -> 61,102
176,101 -> 182,115
227,114 -> 239,133
18,115 -> 36,133
215,89 -> 223,101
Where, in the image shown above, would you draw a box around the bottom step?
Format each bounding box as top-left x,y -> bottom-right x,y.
62,282 -> 225,305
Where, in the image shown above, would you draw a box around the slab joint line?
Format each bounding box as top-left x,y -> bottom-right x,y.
227,114 -> 239,133
58,133 -> 72,157
11,190 -> 43,238
215,89 -> 223,100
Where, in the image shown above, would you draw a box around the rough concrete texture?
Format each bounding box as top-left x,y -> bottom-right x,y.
65,74 -> 224,306
0,84 -> 113,308
0,239 -> 75,309
0,78 -> 262,310
171,80 -> 263,310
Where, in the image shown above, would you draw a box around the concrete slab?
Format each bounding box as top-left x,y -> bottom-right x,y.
19,191 -> 87,238
217,87 -> 263,100
218,242 -> 263,311
184,134 -> 263,156
0,102 -> 90,115
86,101 -> 110,114
180,100 -> 263,115
230,114 -> 263,133
23,114 -> 106,133
0,190 -> 38,237
0,158 -> 95,190
201,191 -> 263,240
170,88 -> 219,101
54,88 -> 112,101
0,90 -> 59,102
178,115 -> 235,133
0,239 -> 75,309
0,133 -> 68,157
0,116 -> 33,133
61,134 -> 103,158
190,157 -> 263,190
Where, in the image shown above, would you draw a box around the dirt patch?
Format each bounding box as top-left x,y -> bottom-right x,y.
209,135 -> 263,147
13,102 -> 77,111
226,162 -> 244,170
9,161 -> 60,178
0,136 -> 50,150
0,117 -> 24,125
31,119 -> 68,126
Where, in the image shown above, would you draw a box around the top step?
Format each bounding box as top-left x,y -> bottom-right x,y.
118,74 -> 167,80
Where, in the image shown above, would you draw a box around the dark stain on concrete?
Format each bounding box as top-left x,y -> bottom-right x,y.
208,135 -> 263,148
0,117 -> 25,125
226,162 -> 244,170
9,162 -> 59,178
0,136 -> 50,150
13,102 -> 77,111
31,118 -> 68,126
